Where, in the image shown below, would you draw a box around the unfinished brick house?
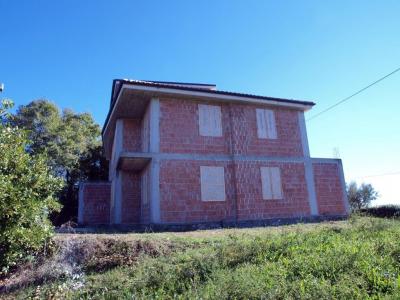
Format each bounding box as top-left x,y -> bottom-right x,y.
78,80 -> 349,227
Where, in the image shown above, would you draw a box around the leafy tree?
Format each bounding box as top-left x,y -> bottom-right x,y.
12,100 -> 108,224
0,100 -> 63,275
347,181 -> 379,211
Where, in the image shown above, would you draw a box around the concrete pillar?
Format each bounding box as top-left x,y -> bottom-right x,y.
149,98 -> 161,223
78,183 -> 84,224
298,112 -> 319,216
110,119 -> 124,224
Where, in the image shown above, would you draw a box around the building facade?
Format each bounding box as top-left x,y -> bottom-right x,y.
78,80 -> 349,226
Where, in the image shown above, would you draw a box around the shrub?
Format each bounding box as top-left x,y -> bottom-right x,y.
347,181 -> 379,211
0,100 -> 63,275
360,205 -> 400,218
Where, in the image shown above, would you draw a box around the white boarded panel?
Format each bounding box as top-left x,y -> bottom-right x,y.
265,110 -> 277,139
198,104 -> 209,136
260,167 -> 273,200
270,167 -> 283,199
256,108 -> 267,138
198,104 -> 222,137
200,166 -> 226,201
211,105 -> 222,136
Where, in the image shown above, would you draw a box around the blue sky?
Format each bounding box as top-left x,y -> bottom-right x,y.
1,1 -> 399,205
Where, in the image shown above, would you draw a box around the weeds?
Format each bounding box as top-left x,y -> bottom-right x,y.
3,217 -> 400,299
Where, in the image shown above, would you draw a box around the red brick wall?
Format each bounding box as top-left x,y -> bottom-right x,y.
159,160 -> 236,223
123,119 -> 142,152
159,99 -> 232,154
159,160 -> 311,223
121,171 -> 141,224
159,98 -> 303,157
81,183 -> 111,224
313,162 -> 347,215
235,161 -> 310,220
230,105 -> 303,157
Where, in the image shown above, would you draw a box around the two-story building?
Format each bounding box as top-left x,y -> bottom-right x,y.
78,80 -> 349,227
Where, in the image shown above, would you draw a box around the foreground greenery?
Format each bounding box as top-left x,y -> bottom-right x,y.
0,100 -> 63,275
12,99 -> 108,224
4,217 -> 400,299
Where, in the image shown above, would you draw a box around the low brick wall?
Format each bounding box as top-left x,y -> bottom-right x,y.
78,182 -> 111,225
312,160 -> 348,216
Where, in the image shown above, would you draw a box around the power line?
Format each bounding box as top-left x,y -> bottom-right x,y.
354,171 -> 400,179
307,67 -> 400,121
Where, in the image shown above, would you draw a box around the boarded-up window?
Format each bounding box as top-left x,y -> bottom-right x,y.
200,166 -> 226,201
260,167 -> 283,200
256,109 -> 277,139
198,104 -> 222,137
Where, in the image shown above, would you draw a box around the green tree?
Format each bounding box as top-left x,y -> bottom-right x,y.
0,100 -> 63,275
347,181 -> 379,211
12,100 -> 108,224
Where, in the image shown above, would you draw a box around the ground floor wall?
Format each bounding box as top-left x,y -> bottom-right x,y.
79,158 -> 348,226
78,182 -> 111,225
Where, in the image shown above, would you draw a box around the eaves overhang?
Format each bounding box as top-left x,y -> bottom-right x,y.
102,79 -> 315,139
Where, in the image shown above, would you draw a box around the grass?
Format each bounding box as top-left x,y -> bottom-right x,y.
2,216 -> 400,299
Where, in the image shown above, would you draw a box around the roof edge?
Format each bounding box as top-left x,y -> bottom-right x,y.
102,79 -> 315,135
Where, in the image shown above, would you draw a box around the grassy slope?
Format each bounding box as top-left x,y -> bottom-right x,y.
4,217 -> 400,299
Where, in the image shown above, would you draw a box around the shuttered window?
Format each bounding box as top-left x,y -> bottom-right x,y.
260,167 -> 283,200
198,104 -> 222,137
256,109 -> 277,139
200,166 -> 226,201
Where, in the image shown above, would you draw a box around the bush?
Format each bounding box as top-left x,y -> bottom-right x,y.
360,205 -> 400,218
0,100 -> 63,275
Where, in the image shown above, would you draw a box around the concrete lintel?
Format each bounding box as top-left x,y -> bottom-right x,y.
311,157 -> 342,164
119,151 -> 306,163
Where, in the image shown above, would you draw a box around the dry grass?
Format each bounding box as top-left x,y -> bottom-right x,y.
5,217 -> 400,299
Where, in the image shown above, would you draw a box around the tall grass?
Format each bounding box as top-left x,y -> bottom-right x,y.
4,217 -> 400,299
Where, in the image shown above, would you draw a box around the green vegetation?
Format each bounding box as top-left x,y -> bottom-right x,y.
12,99 -> 108,224
0,100 -> 63,275
3,217 -> 400,299
347,181 -> 379,211
360,205 -> 400,219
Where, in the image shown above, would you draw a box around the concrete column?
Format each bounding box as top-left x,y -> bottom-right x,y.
337,160 -> 351,214
149,98 -> 161,223
78,183 -> 84,224
149,158 -> 160,223
114,171 -> 123,224
149,98 -> 160,153
110,119 -> 124,224
298,112 -> 319,216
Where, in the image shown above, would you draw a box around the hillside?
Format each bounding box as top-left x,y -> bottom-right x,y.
2,217 -> 400,299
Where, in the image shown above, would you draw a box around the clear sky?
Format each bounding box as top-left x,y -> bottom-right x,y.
1,1 -> 399,205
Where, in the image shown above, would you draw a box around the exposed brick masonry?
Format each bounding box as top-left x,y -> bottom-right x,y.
80,183 -> 111,225
313,162 -> 346,215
